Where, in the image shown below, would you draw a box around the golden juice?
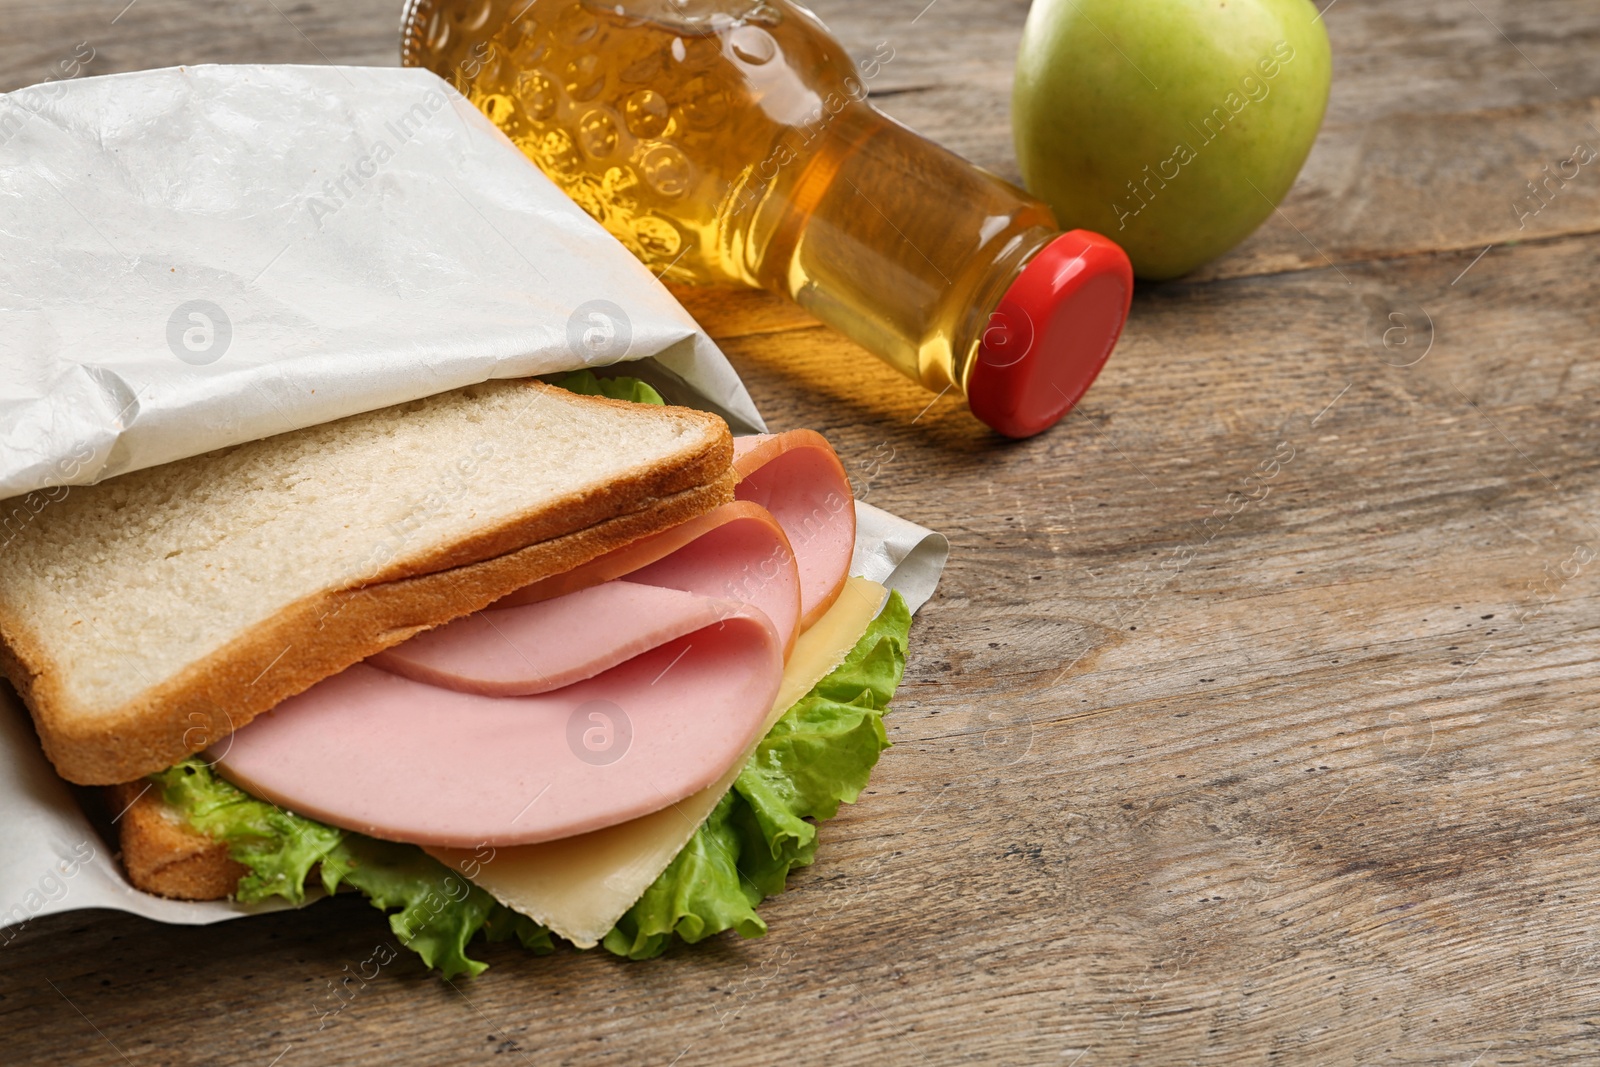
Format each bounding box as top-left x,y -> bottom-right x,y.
403,0 -> 1133,436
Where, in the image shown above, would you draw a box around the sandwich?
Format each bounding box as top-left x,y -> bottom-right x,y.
0,373 -> 912,977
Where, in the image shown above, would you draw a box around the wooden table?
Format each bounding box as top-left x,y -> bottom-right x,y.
5,1 -> 1599,1063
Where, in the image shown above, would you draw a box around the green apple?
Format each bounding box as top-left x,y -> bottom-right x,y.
1013,0 -> 1331,280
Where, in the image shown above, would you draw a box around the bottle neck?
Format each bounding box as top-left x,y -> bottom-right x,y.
740,104 -> 1060,395
948,226 -> 1059,396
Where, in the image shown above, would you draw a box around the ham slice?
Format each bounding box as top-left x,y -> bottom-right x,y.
217,597 -> 783,847
501,431 -> 854,630
369,581 -> 746,697
495,501 -> 801,654
214,427 -> 858,848
733,431 -> 855,628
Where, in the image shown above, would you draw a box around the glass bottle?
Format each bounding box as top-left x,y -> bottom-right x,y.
401,0 -> 1133,436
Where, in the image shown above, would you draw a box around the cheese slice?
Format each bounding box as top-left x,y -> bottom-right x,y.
426,576 -> 889,947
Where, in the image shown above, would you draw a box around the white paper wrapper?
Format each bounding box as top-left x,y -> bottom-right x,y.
0,687 -> 308,936
0,64 -> 948,935
852,501 -> 949,616
0,63 -> 766,502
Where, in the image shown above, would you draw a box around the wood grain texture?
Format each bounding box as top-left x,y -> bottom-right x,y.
4,1 -> 1600,1064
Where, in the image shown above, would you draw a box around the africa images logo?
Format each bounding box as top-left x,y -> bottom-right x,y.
166,300 -> 232,365
567,699 -> 632,766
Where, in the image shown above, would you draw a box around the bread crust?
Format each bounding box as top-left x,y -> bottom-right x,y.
107,782 -> 244,901
2,384 -> 735,785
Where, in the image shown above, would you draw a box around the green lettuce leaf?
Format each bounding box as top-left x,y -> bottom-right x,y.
549,369 -> 664,406
155,592 -> 912,972
602,591 -> 911,959
150,759 -> 344,906
602,791 -> 766,959
481,903 -> 558,954
318,836 -> 506,980
151,760 -> 544,979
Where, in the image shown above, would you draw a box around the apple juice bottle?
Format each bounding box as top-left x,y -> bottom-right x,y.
402,0 -> 1133,436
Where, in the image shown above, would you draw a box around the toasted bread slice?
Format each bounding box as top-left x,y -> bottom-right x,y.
0,380 -> 733,784
108,782 -> 244,901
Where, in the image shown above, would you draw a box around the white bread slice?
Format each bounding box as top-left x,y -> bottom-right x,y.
0,379 -> 733,784
106,782 -> 247,901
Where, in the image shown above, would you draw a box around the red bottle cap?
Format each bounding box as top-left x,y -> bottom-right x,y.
965,230 -> 1133,438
